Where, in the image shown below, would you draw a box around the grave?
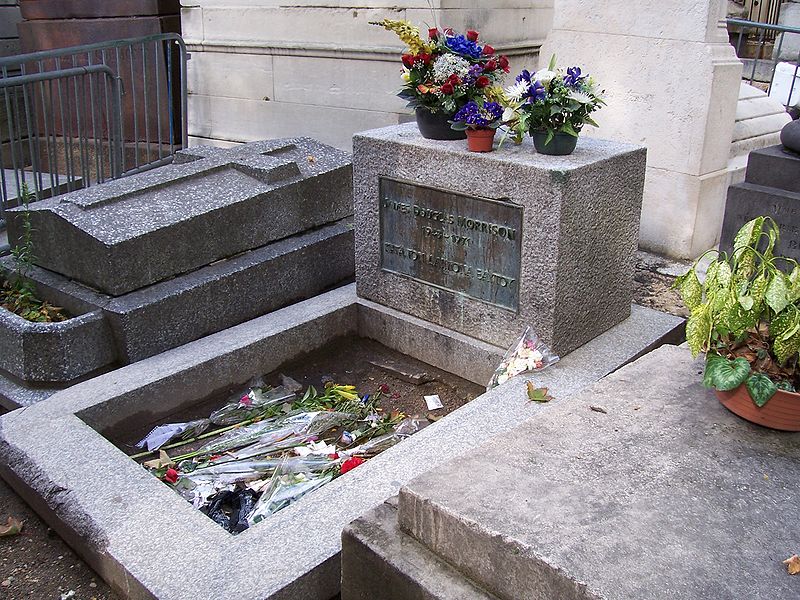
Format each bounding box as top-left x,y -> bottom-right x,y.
0,138 -> 355,409
720,144 -> 800,259
0,126 -> 684,599
342,344 -> 800,600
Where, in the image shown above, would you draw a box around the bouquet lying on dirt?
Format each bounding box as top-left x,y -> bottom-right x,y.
135,381 -> 428,533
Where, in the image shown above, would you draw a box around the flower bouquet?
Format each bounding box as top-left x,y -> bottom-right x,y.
450,100 -> 504,152
372,19 -> 509,140
504,55 -> 604,155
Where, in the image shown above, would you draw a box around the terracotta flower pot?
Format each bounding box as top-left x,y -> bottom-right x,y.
465,128 -> 496,152
715,385 -> 800,432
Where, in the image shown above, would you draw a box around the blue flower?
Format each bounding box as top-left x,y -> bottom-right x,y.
445,35 -> 483,58
527,80 -> 547,103
516,69 -> 532,83
564,66 -> 583,87
453,100 -> 501,127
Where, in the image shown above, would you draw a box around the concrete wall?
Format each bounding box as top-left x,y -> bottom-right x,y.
180,0 -> 553,150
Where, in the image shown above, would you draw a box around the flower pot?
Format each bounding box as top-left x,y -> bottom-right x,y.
715,385 -> 800,432
531,130 -> 578,155
415,108 -> 467,141
465,128 -> 496,152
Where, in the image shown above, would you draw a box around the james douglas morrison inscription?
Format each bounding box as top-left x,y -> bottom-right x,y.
379,177 -> 522,311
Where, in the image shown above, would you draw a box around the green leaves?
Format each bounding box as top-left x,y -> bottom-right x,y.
766,273 -> 791,314
686,305 -> 711,356
734,217 -> 765,252
703,354 -> 751,391
769,307 -> 800,364
745,373 -> 778,407
678,270 -> 703,311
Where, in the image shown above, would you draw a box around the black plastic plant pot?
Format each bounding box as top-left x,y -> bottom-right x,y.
415,108 -> 467,141
531,130 -> 578,155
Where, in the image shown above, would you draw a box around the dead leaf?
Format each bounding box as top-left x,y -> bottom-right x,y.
526,381 -> 552,403
426,412 -> 443,422
307,155 -> 317,163
784,554 -> 800,575
0,516 -> 23,537
589,405 -> 608,414
143,450 -> 173,470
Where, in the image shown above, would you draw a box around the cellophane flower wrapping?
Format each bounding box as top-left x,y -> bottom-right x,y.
487,326 -> 559,390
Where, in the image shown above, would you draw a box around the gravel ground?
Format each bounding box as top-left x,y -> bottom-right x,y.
0,250 -> 690,599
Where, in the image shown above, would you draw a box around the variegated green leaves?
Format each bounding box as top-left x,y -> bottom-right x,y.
704,354 -> 778,407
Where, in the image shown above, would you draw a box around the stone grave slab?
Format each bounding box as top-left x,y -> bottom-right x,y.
0,284 -> 683,600
721,145 -> 800,258
342,344 -> 800,600
353,123 -> 646,356
5,138 -> 352,296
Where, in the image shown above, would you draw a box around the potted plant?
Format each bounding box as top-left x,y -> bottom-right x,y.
371,19 -> 510,140
503,55 -> 604,155
675,217 -> 800,431
449,100 -> 504,152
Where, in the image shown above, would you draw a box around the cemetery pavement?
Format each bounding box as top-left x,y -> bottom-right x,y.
0,250 -> 687,598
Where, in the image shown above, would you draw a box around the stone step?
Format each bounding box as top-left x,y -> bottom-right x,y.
390,345 -> 800,600
731,111 -> 791,142
341,499 -> 500,600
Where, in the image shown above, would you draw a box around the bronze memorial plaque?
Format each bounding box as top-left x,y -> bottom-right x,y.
379,177 -> 522,311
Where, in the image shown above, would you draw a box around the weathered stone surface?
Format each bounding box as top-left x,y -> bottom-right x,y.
341,500 -> 499,600
6,138 -> 353,295
354,123 -> 645,355
720,145 -> 800,259
390,345 -> 800,600
0,285 -> 682,599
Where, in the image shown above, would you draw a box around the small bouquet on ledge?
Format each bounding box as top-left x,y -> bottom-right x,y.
502,55 -> 604,155
449,100 -> 504,152
371,18 -> 510,141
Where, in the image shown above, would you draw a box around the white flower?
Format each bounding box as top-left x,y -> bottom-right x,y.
569,90 -> 593,104
534,69 -> 556,84
432,54 -> 470,83
401,70 -> 411,82
502,106 -> 516,122
504,80 -> 529,103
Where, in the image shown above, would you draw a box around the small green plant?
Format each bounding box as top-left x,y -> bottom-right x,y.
674,217 -> 800,407
0,184 -> 66,323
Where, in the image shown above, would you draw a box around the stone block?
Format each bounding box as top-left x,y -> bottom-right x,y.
743,144 -> 800,193
6,138 -> 353,296
773,2 -> 800,62
0,6 -> 22,39
0,284 -> 683,599
341,500 -> 498,600
390,345 -> 800,600
187,51 -> 275,102
353,123 -> 645,355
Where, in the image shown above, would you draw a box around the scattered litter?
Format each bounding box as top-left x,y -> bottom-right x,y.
526,382 -> 552,403
370,360 -> 435,385
0,516 -> 23,537
589,405 -> 608,414
785,554 -> 800,575
60,592 -> 76,600
427,412 -> 443,422
138,380 -> 426,533
424,394 -> 443,410
136,419 -> 211,452
488,326 -> 559,389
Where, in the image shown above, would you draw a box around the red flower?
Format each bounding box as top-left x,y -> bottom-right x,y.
164,468 -> 179,484
440,82 -> 455,95
444,27 -> 454,35
419,53 -> 432,65
328,452 -> 339,460
447,74 -> 460,84
240,394 -> 252,407
498,55 -> 510,73
401,54 -> 415,68
484,59 -> 497,72
466,30 -> 479,42
476,75 -> 490,88
483,44 -> 495,56
379,383 -> 390,394
428,28 -> 439,39
341,456 -> 365,474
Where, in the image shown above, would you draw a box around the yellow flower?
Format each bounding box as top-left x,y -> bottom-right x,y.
371,18 -> 431,54
401,71 -> 411,82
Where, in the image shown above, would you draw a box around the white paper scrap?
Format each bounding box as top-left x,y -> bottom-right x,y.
424,394 -> 443,410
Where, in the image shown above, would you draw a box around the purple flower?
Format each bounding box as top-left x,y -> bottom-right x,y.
462,63 -> 484,85
527,80 -> 546,103
453,101 -> 503,127
515,69 -> 532,83
564,66 -> 583,87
